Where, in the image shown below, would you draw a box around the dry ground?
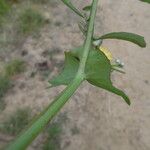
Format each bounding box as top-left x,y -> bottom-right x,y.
0,0 -> 150,150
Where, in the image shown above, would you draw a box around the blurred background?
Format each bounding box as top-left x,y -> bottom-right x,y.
0,0 -> 150,150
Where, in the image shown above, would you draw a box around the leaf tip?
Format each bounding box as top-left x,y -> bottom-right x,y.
142,38 -> 146,48
120,91 -> 131,106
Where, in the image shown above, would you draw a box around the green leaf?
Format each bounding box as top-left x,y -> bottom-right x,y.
78,23 -> 87,36
78,21 -> 87,36
61,0 -> 84,17
140,0 -> 150,3
49,52 -> 79,87
85,47 -> 131,105
100,32 -> 146,48
69,46 -> 84,60
83,5 -> 92,11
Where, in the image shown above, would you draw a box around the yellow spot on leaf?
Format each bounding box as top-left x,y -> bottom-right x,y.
99,46 -> 113,61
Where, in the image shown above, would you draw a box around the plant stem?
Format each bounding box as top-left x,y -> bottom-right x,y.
78,0 -> 98,74
6,0 -> 98,149
6,76 -> 83,150
62,1 -> 84,18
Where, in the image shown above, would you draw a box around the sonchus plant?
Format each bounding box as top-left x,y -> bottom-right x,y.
6,0 -> 147,149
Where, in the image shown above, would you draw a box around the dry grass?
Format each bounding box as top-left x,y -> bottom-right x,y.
4,59 -> 25,78
0,76 -> 11,110
0,108 -> 31,135
19,8 -> 45,34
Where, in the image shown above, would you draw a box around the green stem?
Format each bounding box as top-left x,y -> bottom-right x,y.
61,0 -> 84,18
6,0 -> 98,149
79,0 -> 98,73
6,76 -> 83,150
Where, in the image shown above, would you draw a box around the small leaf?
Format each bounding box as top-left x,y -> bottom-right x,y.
49,52 -> 79,87
100,32 -> 146,48
78,21 -> 87,36
83,5 -> 92,11
112,67 -> 126,74
85,47 -> 131,105
49,46 -> 84,87
61,0 -> 84,17
70,46 -> 84,60
140,0 -> 150,4
78,23 -> 87,36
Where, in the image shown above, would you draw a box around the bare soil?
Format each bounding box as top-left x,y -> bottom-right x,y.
0,0 -> 150,150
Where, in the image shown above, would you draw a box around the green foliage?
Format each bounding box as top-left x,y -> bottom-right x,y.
0,59 -> 25,110
85,48 -> 130,105
0,76 -> 11,99
0,0 -> 10,26
71,126 -> 80,135
140,0 -> 150,3
83,5 -> 92,11
6,0 -> 147,149
43,113 -> 67,150
0,108 -> 30,135
19,8 -> 45,34
0,75 -> 11,110
31,0 -> 58,7
43,123 -> 62,150
5,59 -> 25,77
49,52 -> 79,87
99,32 -> 146,48
31,0 -> 51,3
47,123 -> 62,138
49,46 -> 130,105
78,22 -> 87,36
0,0 -> 10,15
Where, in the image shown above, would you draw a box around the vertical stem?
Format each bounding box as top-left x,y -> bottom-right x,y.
78,0 -> 98,74
5,0 -> 99,149
6,76 -> 83,150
